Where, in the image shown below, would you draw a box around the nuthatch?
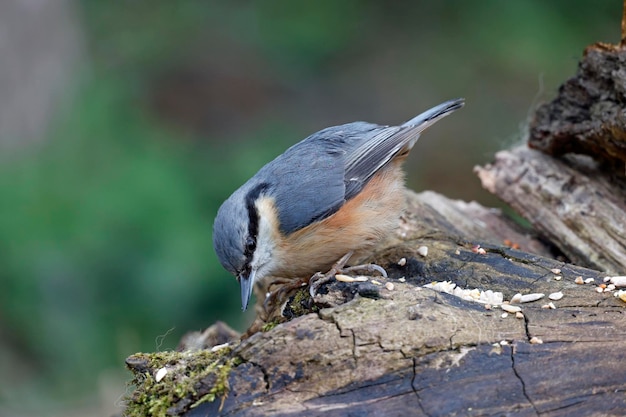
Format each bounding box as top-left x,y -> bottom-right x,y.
213,98 -> 464,310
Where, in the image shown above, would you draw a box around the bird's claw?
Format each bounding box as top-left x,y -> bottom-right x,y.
309,252 -> 387,298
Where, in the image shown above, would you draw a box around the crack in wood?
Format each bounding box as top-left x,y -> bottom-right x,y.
510,345 -> 540,416
411,357 -> 430,417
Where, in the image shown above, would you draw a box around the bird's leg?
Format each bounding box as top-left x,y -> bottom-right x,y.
262,277 -> 307,314
309,251 -> 387,298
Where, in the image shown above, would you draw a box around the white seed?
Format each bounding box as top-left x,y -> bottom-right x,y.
155,367 -> 168,382
468,288 -> 481,299
398,277 -> 406,282
417,246 -> 429,257
609,276 -> 626,287
455,249 -> 461,255
397,257 -> 407,266
210,342 -> 230,352
519,293 -> 545,303
515,312 -> 524,319
477,247 -> 487,255
607,284 -> 616,291
550,268 -> 561,275
548,291 -> 563,301
574,276 -> 584,285
371,279 -> 382,285
501,304 -> 522,313
554,275 -> 562,281
501,313 -> 509,319
548,302 -> 556,309
335,274 -> 368,283
529,336 -> 543,344
385,282 -> 395,291
595,286 -> 604,293
500,340 -> 509,345
510,293 -> 523,303
603,276 -> 612,283
584,278 -> 595,284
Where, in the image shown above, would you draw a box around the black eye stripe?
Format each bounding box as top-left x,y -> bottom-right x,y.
243,183 -> 269,264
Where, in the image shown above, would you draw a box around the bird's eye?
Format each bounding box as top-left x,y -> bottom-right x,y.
244,236 -> 256,254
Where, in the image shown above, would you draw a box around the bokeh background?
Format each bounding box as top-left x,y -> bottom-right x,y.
0,1 -> 619,416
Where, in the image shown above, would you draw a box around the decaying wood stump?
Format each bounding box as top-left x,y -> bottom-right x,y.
123,14 -> 626,417
528,42 -> 626,167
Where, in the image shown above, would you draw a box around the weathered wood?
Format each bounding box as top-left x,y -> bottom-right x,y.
395,190 -> 554,258
475,147 -> 626,274
528,43 -> 626,167
124,189 -> 625,416
184,237 -> 624,417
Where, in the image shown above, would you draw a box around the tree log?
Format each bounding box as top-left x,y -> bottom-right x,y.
528,43 -> 626,168
475,147 -> 626,274
123,190 -> 626,417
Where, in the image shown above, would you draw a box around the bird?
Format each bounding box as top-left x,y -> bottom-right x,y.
213,98 -> 465,311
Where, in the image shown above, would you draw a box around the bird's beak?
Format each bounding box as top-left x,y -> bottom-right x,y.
239,269 -> 255,311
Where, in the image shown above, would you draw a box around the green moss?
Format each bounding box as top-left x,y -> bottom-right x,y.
261,320 -> 280,332
124,347 -> 239,417
290,287 -> 319,317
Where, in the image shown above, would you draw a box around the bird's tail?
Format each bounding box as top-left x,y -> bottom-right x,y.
402,98 -> 465,130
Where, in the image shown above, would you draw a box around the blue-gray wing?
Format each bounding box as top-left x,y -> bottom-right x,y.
265,122 -> 418,235
265,98 -> 465,235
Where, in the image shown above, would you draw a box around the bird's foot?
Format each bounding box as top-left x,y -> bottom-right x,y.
309,252 -> 387,298
263,277 -> 307,314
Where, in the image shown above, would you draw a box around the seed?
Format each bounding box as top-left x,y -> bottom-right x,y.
210,342 -> 230,352
155,367 -> 168,382
574,276 -> 584,285
335,274 -> 368,283
529,337 -> 543,344
519,293 -> 545,303
385,282 -> 395,291
501,304 -> 522,313
397,257 -> 407,266
550,268 -> 561,274
417,246 -> 428,257
548,292 -> 563,301
609,276 -> 626,287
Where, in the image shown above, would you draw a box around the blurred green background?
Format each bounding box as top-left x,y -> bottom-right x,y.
0,1 -> 619,416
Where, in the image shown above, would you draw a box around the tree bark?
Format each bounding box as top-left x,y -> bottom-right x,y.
124,189 -> 625,417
